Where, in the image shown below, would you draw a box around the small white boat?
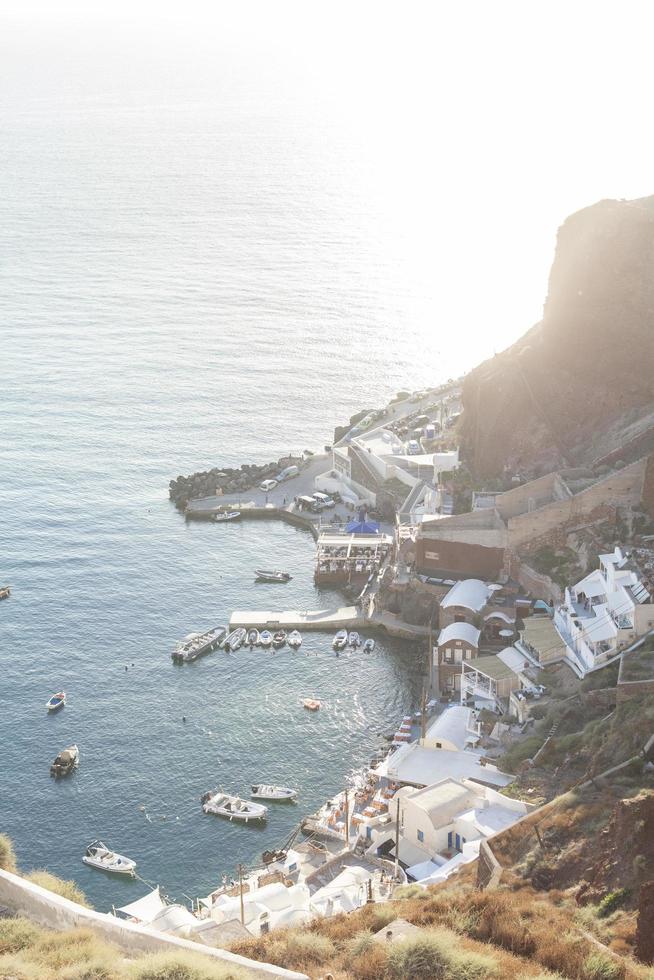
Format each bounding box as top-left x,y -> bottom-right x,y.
255,569 -> 292,583
348,631 -> 361,647
259,630 -> 273,648
251,784 -> 297,801
50,744 -> 79,778
287,630 -> 302,649
272,630 -> 287,648
332,629 -> 348,651
247,629 -> 260,647
82,840 -> 136,876
223,627 -> 247,652
363,638 -> 375,653
213,511 -> 241,522
201,791 -> 268,822
46,691 -> 66,712
302,698 -> 321,711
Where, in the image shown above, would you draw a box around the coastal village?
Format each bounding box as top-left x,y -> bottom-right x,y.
104,382 -> 654,951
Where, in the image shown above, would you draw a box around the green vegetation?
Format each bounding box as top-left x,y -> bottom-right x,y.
597,889 -> 629,918
529,546 -> 584,587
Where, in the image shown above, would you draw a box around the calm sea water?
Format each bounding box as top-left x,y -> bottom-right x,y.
0,93 -> 440,910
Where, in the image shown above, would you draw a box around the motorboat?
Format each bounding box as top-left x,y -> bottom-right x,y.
302,698 -> 321,711
255,569 -> 292,583
272,630 -> 287,648
287,630 -> 302,649
50,744 -> 79,778
348,631 -> 361,647
363,638 -> 375,653
223,627 -> 247,652
212,511 -> 240,522
251,784 -> 297,802
332,630 -> 348,651
201,791 -> 268,823
82,840 -> 136,876
259,630 -> 273,648
247,628 -> 259,647
172,626 -> 226,663
46,691 -> 66,712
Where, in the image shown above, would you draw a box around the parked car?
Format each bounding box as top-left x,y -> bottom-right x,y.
313,491 -> 335,509
407,440 -> 421,455
259,479 -> 278,492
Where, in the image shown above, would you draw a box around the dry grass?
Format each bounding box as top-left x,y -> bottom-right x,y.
125,950 -> 248,979
25,869 -> 92,908
0,832 -> 17,873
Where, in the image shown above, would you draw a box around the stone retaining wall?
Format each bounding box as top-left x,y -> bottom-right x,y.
0,869 -> 307,979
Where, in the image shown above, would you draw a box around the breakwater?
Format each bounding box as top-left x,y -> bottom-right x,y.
168,454 -> 306,509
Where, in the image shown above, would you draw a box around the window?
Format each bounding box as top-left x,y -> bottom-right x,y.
435,742 -> 442,748
417,830 -> 424,842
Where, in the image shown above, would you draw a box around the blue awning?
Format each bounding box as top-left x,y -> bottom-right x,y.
345,520 -> 380,534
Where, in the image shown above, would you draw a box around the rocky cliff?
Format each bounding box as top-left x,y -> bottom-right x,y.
461,196 -> 654,479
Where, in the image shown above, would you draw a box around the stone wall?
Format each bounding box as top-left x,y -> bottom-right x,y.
476,839 -> 502,890
508,458 -> 648,551
495,472 -> 570,521
0,869 -> 307,979
512,559 -> 562,603
617,678 -> 654,704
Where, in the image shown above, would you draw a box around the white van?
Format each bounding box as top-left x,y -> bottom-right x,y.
259,479 -> 278,492
313,491 -> 335,509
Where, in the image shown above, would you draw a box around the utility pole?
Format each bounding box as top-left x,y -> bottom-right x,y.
238,864 -> 245,924
420,685 -> 427,742
394,796 -> 401,878
344,789 -> 350,846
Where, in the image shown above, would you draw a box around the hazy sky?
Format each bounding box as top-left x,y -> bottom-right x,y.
3,0 -> 654,369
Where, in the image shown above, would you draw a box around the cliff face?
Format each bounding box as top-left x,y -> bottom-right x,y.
461,196 -> 654,478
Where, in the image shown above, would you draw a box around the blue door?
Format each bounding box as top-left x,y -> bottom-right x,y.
455,833 -> 461,851
447,831 -> 453,849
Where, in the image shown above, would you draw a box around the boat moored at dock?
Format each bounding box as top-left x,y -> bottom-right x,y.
332,630 -> 348,651
201,791 -> 268,823
172,626 -> 226,663
259,629 -> 273,648
363,638 -> 375,653
82,840 -> 136,876
212,511 -> 241,522
287,630 -> 302,649
348,631 -> 361,647
222,627 -> 247,652
247,628 -> 259,647
272,630 -> 287,648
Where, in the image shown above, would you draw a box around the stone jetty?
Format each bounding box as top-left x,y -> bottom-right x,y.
168,454 -> 305,510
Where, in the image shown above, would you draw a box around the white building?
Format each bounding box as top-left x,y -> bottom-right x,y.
554,547 -> 654,676
420,705 -> 481,752
362,777 -> 529,885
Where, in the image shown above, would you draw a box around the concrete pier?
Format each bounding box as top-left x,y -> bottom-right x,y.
229,606 -> 430,640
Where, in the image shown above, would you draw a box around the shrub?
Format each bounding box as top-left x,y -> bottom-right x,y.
346,931 -> 377,958
0,917 -> 42,954
0,832 -> 17,872
127,950 -> 247,979
582,952 -> 625,980
386,933 -> 449,979
447,946 -> 499,979
597,889 -> 628,918
0,953 -> 44,979
393,883 -> 426,899
26,870 -> 91,908
30,928 -> 112,971
349,942 -> 390,980
283,931 -> 335,966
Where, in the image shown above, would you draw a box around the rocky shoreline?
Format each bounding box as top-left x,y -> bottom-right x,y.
168,454 -> 306,510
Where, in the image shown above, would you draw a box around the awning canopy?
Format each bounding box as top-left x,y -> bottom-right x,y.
406,858 -> 441,881
115,886 -> 167,923
345,520 -> 380,534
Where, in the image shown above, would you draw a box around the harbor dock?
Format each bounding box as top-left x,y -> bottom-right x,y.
229,606 -> 430,640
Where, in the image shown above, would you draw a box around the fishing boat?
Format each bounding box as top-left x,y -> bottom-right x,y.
332,629 -> 348,651
0,586 -> 10,600
247,628 -> 260,647
363,638 -> 375,653
287,630 -> 302,649
82,840 -> 136,876
50,744 -> 79,778
255,569 -> 292,583
212,511 -> 240,522
259,630 -> 273,648
348,631 -> 361,647
302,698 -> 321,711
223,627 -> 247,652
251,784 -> 297,802
172,626 -> 226,663
201,791 -> 268,823
46,691 -> 66,712
272,630 -> 287,648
